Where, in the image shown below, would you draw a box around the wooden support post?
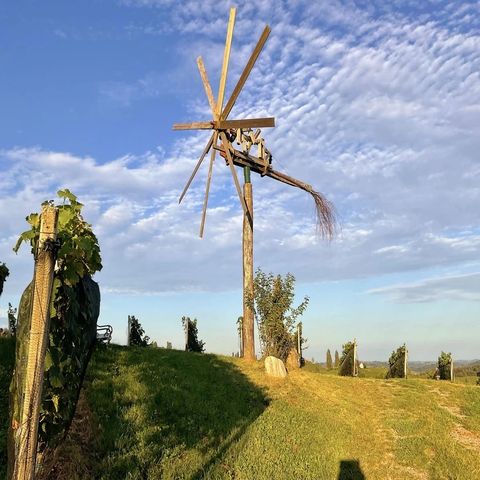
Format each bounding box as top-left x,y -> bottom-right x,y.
185,319 -> 189,352
297,323 -> 302,367
13,205 -> 58,480
404,347 -> 408,379
451,358 -> 454,382
242,167 -> 255,360
353,339 -> 357,377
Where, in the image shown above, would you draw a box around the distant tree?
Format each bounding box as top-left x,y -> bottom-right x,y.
437,351 -> 454,380
150,341 -> 158,348
0,262 -> 9,297
8,303 -> 17,336
166,341 -> 172,350
326,349 -> 333,369
250,268 -> 309,363
386,344 -> 407,379
182,316 -> 205,353
311,357 -> 315,364
334,350 -> 340,368
128,315 -> 150,346
339,341 -> 357,376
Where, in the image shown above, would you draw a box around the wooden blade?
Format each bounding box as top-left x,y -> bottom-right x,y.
217,7 -> 236,117
221,25 -> 271,120
219,132 -> 248,215
178,134 -> 213,204
199,134 -> 218,238
196,56 -> 216,116
216,117 -> 275,129
173,121 -> 213,131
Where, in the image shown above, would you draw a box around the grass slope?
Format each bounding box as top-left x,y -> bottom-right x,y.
1,343 -> 480,479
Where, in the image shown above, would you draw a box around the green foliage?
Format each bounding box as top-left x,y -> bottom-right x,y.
166,341 -> 172,350
182,316 -> 205,353
334,350 -> 340,368
339,341 -> 356,376
128,315 -> 150,347
7,303 -> 17,336
9,189 -> 102,461
386,344 -> 407,379
437,351 -> 454,380
0,262 -> 9,297
250,268 -> 309,362
326,349 -> 333,369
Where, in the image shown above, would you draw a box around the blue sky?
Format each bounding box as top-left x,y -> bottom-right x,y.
0,0 -> 479,361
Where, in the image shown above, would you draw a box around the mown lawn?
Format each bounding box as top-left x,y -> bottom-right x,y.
0,337 -> 15,480
74,346 -> 480,479
1,343 -> 480,479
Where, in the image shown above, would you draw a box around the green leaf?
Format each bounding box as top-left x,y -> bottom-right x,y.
45,350 -> 54,372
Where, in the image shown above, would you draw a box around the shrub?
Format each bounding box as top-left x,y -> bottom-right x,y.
326,349 -> 333,369
8,303 -> 17,336
437,351 -> 454,380
334,350 -> 340,368
339,341 -> 356,376
0,262 -> 9,296
250,268 -> 308,363
386,344 -> 407,379
128,315 -> 150,347
182,316 -> 205,353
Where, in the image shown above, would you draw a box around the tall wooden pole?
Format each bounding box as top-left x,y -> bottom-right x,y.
242,167 -> 255,360
13,205 -> 58,480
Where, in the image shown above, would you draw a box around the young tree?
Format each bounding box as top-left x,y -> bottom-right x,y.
326,349 -> 333,369
0,262 -> 9,297
128,315 -> 150,347
182,316 -> 205,353
386,344 -> 408,379
334,350 -> 340,368
250,268 -> 309,363
166,341 -> 172,350
437,351 -> 454,381
8,303 -> 17,336
339,341 -> 357,376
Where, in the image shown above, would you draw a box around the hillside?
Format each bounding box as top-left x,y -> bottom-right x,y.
1,343 -> 480,479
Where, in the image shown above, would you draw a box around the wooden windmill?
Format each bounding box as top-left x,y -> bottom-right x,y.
173,7 -> 335,361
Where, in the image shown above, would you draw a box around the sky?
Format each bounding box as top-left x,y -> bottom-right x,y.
0,0 -> 479,361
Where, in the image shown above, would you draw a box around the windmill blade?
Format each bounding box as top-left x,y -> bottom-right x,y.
173,121 -> 213,130
196,56 -> 216,116
221,25 -> 271,120
199,134 -> 218,238
219,132 -> 248,216
178,134 -> 214,204
217,7 -> 236,117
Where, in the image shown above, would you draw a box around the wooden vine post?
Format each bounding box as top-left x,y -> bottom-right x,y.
173,7 -> 335,362
184,319 -> 189,351
404,346 -> 408,379
353,339 -> 358,377
297,322 -> 303,366
242,167 -> 255,360
13,205 -> 58,480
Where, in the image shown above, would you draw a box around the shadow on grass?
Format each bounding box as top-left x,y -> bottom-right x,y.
338,459 -> 366,480
0,337 -> 16,479
86,345 -> 268,479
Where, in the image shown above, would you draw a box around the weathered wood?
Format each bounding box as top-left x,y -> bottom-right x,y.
221,25 -> 271,120
178,134 -> 213,204
217,7 -> 236,117
200,133 -> 218,238
172,122 -> 213,130
197,56 -> 216,115
242,179 -> 255,360
219,132 -> 248,216
13,206 -> 58,480
217,117 -> 275,129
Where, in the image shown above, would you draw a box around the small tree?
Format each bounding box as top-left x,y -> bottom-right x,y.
437,351 -> 454,381
8,303 -> 17,336
339,341 -> 357,376
0,262 -> 9,296
386,344 -> 407,379
326,349 -> 333,369
166,341 -> 172,350
334,350 -> 340,368
128,315 -> 150,346
182,316 -> 205,353
250,268 -> 309,363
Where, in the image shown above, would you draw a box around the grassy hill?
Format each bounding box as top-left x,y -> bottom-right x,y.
1,342 -> 480,479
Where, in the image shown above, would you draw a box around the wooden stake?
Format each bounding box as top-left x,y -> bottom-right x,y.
242,169 -> 255,361
13,205 -> 58,480
404,346 -> 408,379
353,339 -> 357,377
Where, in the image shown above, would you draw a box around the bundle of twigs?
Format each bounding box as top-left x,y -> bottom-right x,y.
218,146 -> 336,239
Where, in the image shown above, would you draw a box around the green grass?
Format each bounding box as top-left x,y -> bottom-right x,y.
0,336 -> 15,480
1,343 -> 480,479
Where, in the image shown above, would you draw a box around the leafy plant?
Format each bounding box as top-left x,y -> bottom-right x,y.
437,351 -> 454,380
326,349 -> 333,369
249,268 -> 309,363
9,189 -> 102,462
182,316 -> 205,353
386,344 -> 407,379
128,315 -> 150,347
0,262 -> 9,297
7,303 -> 17,336
339,342 -> 356,376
